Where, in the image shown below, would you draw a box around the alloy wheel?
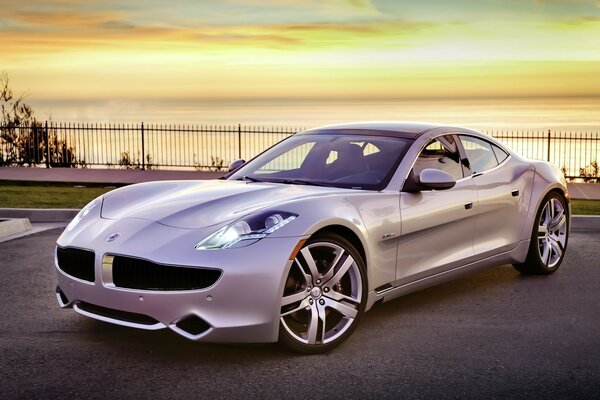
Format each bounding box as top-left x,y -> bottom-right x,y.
537,197 -> 568,269
280,241 -> 363,346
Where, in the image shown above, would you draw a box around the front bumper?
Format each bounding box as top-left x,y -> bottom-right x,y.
55,217 -> 303,343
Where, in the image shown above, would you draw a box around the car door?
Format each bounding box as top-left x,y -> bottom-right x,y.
458,134 -> 534,256
396,134 -> 477,284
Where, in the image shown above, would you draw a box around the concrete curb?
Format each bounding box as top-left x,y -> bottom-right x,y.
1,208 -> 599,229
0,221 -> 68,243
571,216 -> 600,230
0,218 -> 32,238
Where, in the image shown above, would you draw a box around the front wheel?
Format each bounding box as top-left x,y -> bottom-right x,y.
513,192 -> 569,275
279,232 -> 367,353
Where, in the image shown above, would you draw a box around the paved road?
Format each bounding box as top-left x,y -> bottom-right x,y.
1,228 -> 599,399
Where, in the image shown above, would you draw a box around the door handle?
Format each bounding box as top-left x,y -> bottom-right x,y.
464,201 -> 473,210
511,189 -> 519,197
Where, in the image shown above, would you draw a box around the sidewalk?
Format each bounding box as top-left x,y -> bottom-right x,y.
566,183 -> 600,200
1,166 -> 599,199
0,166 -> 224,185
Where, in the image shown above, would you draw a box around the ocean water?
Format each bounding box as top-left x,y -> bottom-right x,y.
30,97 -> 600,131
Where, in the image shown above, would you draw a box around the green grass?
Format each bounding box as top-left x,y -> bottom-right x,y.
571,199 -> 600,216
0,184 -> 599,214
0,185 -> 115,208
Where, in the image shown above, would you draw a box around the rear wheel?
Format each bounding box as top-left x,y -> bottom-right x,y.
513,192 -> 569,275
279,232 -> 367,353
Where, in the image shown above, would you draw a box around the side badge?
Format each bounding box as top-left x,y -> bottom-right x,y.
105,232 -> 121,243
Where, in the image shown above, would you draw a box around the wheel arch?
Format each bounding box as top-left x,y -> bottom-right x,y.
547,187 -> 568,200
312,225 -> 367,269
532,186 -> 570,217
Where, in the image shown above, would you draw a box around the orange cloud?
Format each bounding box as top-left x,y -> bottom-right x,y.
1,3 -> 599,101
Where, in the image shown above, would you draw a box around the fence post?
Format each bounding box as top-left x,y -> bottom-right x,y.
45,121 -> 50,168
141,121 -> 145,170
547,129 -> 551,162
238,123 -> 242,160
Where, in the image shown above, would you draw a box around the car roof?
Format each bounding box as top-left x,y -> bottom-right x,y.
301,121 -> 447,139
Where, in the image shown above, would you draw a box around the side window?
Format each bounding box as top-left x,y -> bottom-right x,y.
413,135 -> 463,181
459,136 -> 499,174
362,142 -> 380,156
492,144 -> 509,164
325,151 -> 338,164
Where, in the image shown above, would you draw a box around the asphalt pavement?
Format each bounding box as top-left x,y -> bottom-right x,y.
0,227 -> 599,399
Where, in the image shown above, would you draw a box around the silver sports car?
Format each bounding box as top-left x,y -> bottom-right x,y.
55,122 -> 570,353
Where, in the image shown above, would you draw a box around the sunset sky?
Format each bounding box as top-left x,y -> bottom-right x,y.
1,0 -> 600,104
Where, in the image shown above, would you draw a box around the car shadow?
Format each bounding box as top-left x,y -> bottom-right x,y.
365,263 -> 524,318
78,318 -> 290,361
76,263 -> 537,361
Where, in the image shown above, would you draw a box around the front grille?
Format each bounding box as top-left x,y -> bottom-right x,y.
78,302 -> 159,325
56,247 -> 95,282
112,255 -> 221,291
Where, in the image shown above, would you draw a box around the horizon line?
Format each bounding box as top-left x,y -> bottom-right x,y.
28,94 -> 600,104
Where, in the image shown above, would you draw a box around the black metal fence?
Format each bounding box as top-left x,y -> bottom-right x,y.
487,130 -> 599,181
0,122 -> 599,181
0,122 -> 304,171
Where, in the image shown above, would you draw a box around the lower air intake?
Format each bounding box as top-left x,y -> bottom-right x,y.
176,315 -> 211,336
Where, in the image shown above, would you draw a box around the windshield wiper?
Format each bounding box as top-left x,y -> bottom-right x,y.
239,176 -> 332,187
239,176 -> 264,183
279,179 -> 332,187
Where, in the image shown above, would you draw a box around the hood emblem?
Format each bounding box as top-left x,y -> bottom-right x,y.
105,232 -> 121,242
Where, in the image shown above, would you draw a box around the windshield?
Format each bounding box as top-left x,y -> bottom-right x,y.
227,133 -> 411,190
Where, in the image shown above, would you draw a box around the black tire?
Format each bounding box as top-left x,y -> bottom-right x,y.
513,191 -> 569,275
279,232 -> 367,354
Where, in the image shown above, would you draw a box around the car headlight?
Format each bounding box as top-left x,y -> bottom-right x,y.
65,197 -> 101,232
195,211 -> 297,250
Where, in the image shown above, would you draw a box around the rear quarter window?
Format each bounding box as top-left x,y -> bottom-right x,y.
492,144 -> 509,164
459,135 -> 499,174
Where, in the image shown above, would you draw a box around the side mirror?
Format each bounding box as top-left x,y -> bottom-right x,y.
416,168 -> 456,190
228,159 -> 245,172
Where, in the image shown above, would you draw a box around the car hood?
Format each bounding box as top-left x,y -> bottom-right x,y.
101,179 -> 346,229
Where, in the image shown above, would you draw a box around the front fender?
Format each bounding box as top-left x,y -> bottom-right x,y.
270,192 -> 401,291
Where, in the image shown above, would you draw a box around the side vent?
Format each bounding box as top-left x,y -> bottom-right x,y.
375,283 -> 393,294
